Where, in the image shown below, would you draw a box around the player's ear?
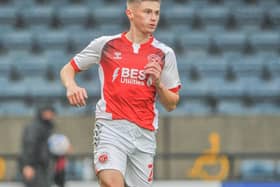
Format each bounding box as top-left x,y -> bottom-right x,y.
126,8 -> 133,20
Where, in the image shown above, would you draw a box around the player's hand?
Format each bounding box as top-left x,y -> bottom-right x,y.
66,84 -> 88,107
144,61 -> 162,87
23,165 -> 35,181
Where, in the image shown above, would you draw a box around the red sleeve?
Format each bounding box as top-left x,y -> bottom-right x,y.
169,85 -> 181,93
70,59 -> 81,72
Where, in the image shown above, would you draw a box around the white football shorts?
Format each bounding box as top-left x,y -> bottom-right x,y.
93,119 -> 157,187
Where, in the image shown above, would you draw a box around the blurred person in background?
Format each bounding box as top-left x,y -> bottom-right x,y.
60,0 -> 181,186
48,133 -> 73,187
19,105 -> 56,187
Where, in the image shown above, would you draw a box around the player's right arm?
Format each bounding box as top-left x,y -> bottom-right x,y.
60,63 -> 88,107
60,36 -> 112,106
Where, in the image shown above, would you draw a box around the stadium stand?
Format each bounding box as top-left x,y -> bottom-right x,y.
0,0 -> 279,116
239,160 -> 275,181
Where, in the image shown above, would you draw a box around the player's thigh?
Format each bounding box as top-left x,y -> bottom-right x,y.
125,151 -> 154,187
98,169 -> 125,187
94,143 -> 127,175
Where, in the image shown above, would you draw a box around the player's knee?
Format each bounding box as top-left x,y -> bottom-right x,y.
99,178 -> 123,187
98,170 -> 124,187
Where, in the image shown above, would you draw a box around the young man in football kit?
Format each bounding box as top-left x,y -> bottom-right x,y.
60,0 -> 181,186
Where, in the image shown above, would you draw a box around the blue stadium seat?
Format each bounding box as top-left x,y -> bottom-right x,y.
249,31 -> 280,53
97,24 -> 124,36
199,6 -> 229,30
3,80 -> 28,97
44,50 -> 72,67
218,99 -> 249,115
10,56 -> 48,78
266,62 -> 280,78
164,5 -> 195,28
0,57 -> 11,77
219,96 -> 280,115
175,99 -> 212,116
32,0 -> 68,7
231,62 -> 262,77
52,100 -> 89,116
212,31 -> 247,53
181,31 -> 211,53
258,0 -> 279,8
187,0 -> 211,7
23,78 -> 64,97
0,5 -> 17,26
191,62 -> 227,78
5,76 -> 62,98
57,5 -> 89,27
92,5 -> 126,26
252,102 -> 280,114
35,30 -> 69,52
21,5 -> 54,30
11,0 -> 35,7
245,78 -> 280,98
0,101 -> 34,116
154,31 -> 176,49
78,80 -> 100,97
0,77 -> 10,96
276,161 -> 280,178
180,79 -> 209,98
224,0 -> 245,7
232,6 -> 264,31
210,80 -> 245,98
240,160 -> 275,180
269,7 -> 280,27
2,31 -> 33,51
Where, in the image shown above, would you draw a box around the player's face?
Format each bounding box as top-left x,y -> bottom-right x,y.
41,110 -> 56,121
129,1 -> 160,34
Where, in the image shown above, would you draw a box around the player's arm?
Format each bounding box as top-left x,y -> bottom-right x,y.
155,83 -> 179,111
144,61 -> 180,111
60,63 -> 88,107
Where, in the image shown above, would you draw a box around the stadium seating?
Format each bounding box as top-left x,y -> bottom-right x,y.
0,0 -> 279,116
21,5 -> 54,30
2,31 -> 34,53
57,5 -> 89,28
199,6 -> 230,31
240,160 -> 275,180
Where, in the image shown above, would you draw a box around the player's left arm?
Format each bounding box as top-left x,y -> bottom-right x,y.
155,83 -> 180,111
144,48 -> 181,112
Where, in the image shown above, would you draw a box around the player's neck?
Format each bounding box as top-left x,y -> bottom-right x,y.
125,29 -> 151,44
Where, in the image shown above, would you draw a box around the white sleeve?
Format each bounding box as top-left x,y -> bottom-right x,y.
160,48 -> 181,90
73,36 -> 108,71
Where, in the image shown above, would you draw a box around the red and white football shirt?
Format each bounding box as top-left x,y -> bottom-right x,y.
71,32 -> 181,131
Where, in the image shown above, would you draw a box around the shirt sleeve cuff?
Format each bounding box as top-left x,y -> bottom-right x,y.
70,59 -> 81,72
168,85 -> 181,93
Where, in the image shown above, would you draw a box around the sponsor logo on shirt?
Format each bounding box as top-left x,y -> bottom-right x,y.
112,67 -> 147,86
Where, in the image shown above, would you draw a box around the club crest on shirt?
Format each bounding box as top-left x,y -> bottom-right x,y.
98,152 -> 109,164
146,54 -> 163,87
147,54 -> 162,65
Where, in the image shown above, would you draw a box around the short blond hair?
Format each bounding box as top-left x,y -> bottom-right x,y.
127,0 -> 161,4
